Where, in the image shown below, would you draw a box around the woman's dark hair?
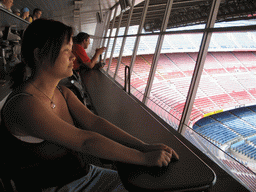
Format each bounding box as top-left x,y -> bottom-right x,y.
10,19 -> 73,89
73,32 -> 90,44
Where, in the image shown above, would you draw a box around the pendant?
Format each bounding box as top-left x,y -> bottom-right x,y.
51,102 -> 56,109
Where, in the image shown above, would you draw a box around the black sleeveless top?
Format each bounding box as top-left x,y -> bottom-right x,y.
0,87 -> 89,191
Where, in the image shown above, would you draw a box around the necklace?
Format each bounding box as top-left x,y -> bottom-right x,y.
30,83 -> 56,109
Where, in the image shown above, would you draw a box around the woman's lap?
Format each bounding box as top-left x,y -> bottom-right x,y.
43,165 -> 128,192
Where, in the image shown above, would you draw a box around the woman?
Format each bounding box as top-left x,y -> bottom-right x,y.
0,19 -> 179,191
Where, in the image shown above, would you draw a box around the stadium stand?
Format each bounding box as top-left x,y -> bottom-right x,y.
233,32 -> 256,49
190,52 -> 228,74
194,122 -> 239,145
166,53 -> 195,76
166,34 -> 195,50
222,118 -> 256,137
185,33 -> 202,50
248,136 -> 256,146
231,141 -> 256,160
211,52 -> 247,73
212,33 -> 238,49
140,35 -> 157,52
210,94 -> 237,109
233,51 -> 256,73
234,173 -> 256,192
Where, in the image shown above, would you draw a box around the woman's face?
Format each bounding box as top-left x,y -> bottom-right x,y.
50,37 -> 76,79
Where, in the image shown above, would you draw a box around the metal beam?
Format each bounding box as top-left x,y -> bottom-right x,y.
106,9 -> 123,74
114,0 -> 135,80
178,0 -> 222,135
142,0 -> 174,104
129,0 -> 149,73
104,6 -> 118,66
101,9 -> 112,62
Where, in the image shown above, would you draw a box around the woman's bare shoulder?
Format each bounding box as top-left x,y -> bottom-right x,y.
57,84 -> 81,102
3,90 -> 33,110
58,85 -> 73,96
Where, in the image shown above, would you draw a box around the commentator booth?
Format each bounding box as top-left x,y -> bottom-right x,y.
0,6 -> 249,192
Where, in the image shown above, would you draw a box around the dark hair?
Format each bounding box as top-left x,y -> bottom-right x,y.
33,8 -> 42,15
73,32 -> 90,44
9,19 -> 73,89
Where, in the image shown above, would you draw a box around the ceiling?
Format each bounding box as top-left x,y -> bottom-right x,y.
11,0 -> 144,34
11,0 -> 256,33
111,0 -> 256,31
12,0 -> 118,24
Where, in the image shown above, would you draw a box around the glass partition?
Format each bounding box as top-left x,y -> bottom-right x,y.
102,1 -> 256,190
103,37 -> 114,71
189,30 -> 256,190
146,33 -> 203,129
129,34 -> 158,101
114,36 -> 136,86
183,123 -> 256,192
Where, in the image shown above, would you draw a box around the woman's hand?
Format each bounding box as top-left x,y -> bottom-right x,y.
139,143 -> 179,167
143,150 -> 174,167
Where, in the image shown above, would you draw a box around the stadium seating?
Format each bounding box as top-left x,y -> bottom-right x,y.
211,52 -> 247,73
248,136 -> 256,145
231,141 -> 256,160
211,111 -> 236,121
165,34 -> 195,50
222,118 -> 256,137
233,52 -> 256,72
234,173 -> 256,192
194,122 -> 239,145
233,33 -> 256,49
210,94 -> 237,109
211,33 -> 238,49
230,107 -> 254,117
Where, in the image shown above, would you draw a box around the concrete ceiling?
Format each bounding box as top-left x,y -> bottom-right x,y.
11,0 -> 144,35
10,0 -> 256,34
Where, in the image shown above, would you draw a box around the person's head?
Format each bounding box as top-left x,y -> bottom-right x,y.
33,8 -> 42,20
21,7 -> 29,19
13,8 -> 20,16
10,19 -> 74,89
1,0 -> 13,10
73,32 -> 90,49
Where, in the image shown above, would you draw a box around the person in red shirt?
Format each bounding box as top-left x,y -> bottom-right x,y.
72,32 -> 105,72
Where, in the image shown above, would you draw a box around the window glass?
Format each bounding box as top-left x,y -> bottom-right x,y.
113,37 -> 136,86
106,37 -> 123,77
147,33 -> 203,130
129,34 -> 158,101
191,29 -> 256,188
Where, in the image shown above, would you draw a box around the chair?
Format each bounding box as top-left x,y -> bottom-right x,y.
0,94 -> 17,191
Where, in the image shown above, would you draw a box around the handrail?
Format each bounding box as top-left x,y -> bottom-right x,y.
123,65 -> 130,94
0,7 -> 29,30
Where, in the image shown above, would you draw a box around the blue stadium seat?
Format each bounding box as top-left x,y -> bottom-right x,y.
196,117 -> 216,126
211,112 -> 235,122
231,107 -> 254,117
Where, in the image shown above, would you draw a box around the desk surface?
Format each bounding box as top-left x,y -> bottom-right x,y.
80,70 -> 217,191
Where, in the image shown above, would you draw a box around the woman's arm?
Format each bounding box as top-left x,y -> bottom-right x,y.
62,86 -> 179,160
3,92 -> 176,167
